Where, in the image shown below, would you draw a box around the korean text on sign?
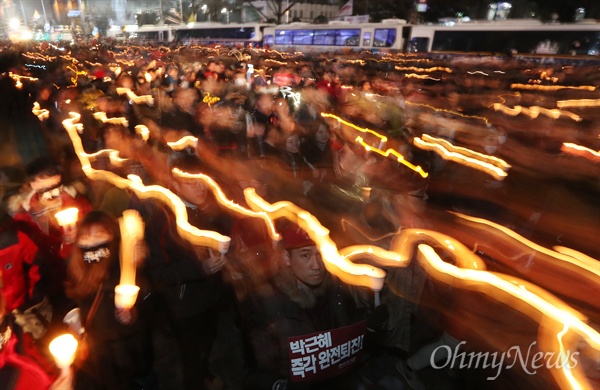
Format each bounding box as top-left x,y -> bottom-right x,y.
288,321 -> 367,382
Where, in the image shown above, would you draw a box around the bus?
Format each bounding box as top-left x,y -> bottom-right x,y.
173,22 -> 274,47
124,24 -> 176,42
407,20 -> 600,56
262,19 -> 410,52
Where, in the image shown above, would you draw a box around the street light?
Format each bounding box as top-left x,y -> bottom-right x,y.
221,7 -> 229,24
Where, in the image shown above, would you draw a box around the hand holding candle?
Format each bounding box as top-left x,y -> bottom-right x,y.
115,210 -> 144,310
55,207 -> 79,244
49,334 -> 78,377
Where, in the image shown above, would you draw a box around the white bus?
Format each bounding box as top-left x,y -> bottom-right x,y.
173,22 -> 274,47
263,19 -> 410,52
124,24 -> 176,42
407,19 -> 600,56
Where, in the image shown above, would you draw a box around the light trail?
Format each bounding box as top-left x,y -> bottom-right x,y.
321,112 -> 428,178
413,134 -> 510,180
492,103 -> 582,121
62,112 -> 230,254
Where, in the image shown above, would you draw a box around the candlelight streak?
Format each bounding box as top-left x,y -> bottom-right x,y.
62,112 -> 230,253
492,103 -> 582,121
413,134 -> 510,180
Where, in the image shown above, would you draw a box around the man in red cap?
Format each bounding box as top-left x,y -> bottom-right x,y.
281,224 -> 326,290
241,222 -> 367,389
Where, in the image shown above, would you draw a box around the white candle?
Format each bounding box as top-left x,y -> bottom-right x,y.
114,284 -> 140,310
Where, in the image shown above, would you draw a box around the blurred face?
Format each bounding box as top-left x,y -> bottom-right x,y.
275,98 -> 290,117
175,177 -> 208,206
315,126 -> 330,145
285,246 -> 326,287
285,134 -> 300,154
30,174 -> 64,206
256,94 -> 274,115
77,225 -> 113,263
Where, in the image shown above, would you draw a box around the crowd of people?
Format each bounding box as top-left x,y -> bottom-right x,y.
0,38 -> 598,390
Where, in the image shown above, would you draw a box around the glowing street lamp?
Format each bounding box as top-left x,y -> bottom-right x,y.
221,7 -> 229,24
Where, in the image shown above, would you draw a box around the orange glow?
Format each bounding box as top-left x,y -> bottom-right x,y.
561,143 -> 600,162
320,112 -> 428,178
413,134 -> 510,180
405,101 -> 491,125
62,112 -> 231,253
510,84 -> 596,92
355,136 -> 429,178
92,111 -> 129,127
116,87 -> 155,105
243,188 -> 387,291
54,207 -> 79,229
451,211 -> 600,281
395,66 -> 452,73
492,103 -> 582,121
172,169 -> 279,241
414,243 -> 599,389
65,66 -> 87,88
118,209 -> 144,286
32,102 -> 50,121
135,125 -> 150,142
167,135 -> 199,151
403,73 -> 440,81
556,99 -> 600,108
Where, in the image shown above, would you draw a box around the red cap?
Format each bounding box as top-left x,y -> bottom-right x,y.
281,224 -> 315,249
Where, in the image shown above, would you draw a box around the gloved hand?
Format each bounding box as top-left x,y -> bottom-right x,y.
367,304 -> 389,332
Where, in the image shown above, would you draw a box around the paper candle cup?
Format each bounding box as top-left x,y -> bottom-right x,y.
63,308 -> 84,335
114,284 -> 140,310
218,238 -> 231,254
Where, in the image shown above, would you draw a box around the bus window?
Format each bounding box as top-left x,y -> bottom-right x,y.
363,31 -> 372,46
410,37 -> 429,52
275,30 -> 292,45
293,29 -> 313,45
336,29 -> 360,46
313,29 -> 336,45
374,28 -> 396,47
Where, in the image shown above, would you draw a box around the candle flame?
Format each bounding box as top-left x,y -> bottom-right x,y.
118,209 -> 144,285
54,207 -> 79,227
49,334 -> 78,369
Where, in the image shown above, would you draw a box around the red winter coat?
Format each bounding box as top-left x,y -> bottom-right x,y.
0,223 -> 43,312
0,334 -> 53,390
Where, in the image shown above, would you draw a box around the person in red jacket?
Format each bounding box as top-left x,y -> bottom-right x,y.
10,158 -> 92,322
0,291 -> 54,390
